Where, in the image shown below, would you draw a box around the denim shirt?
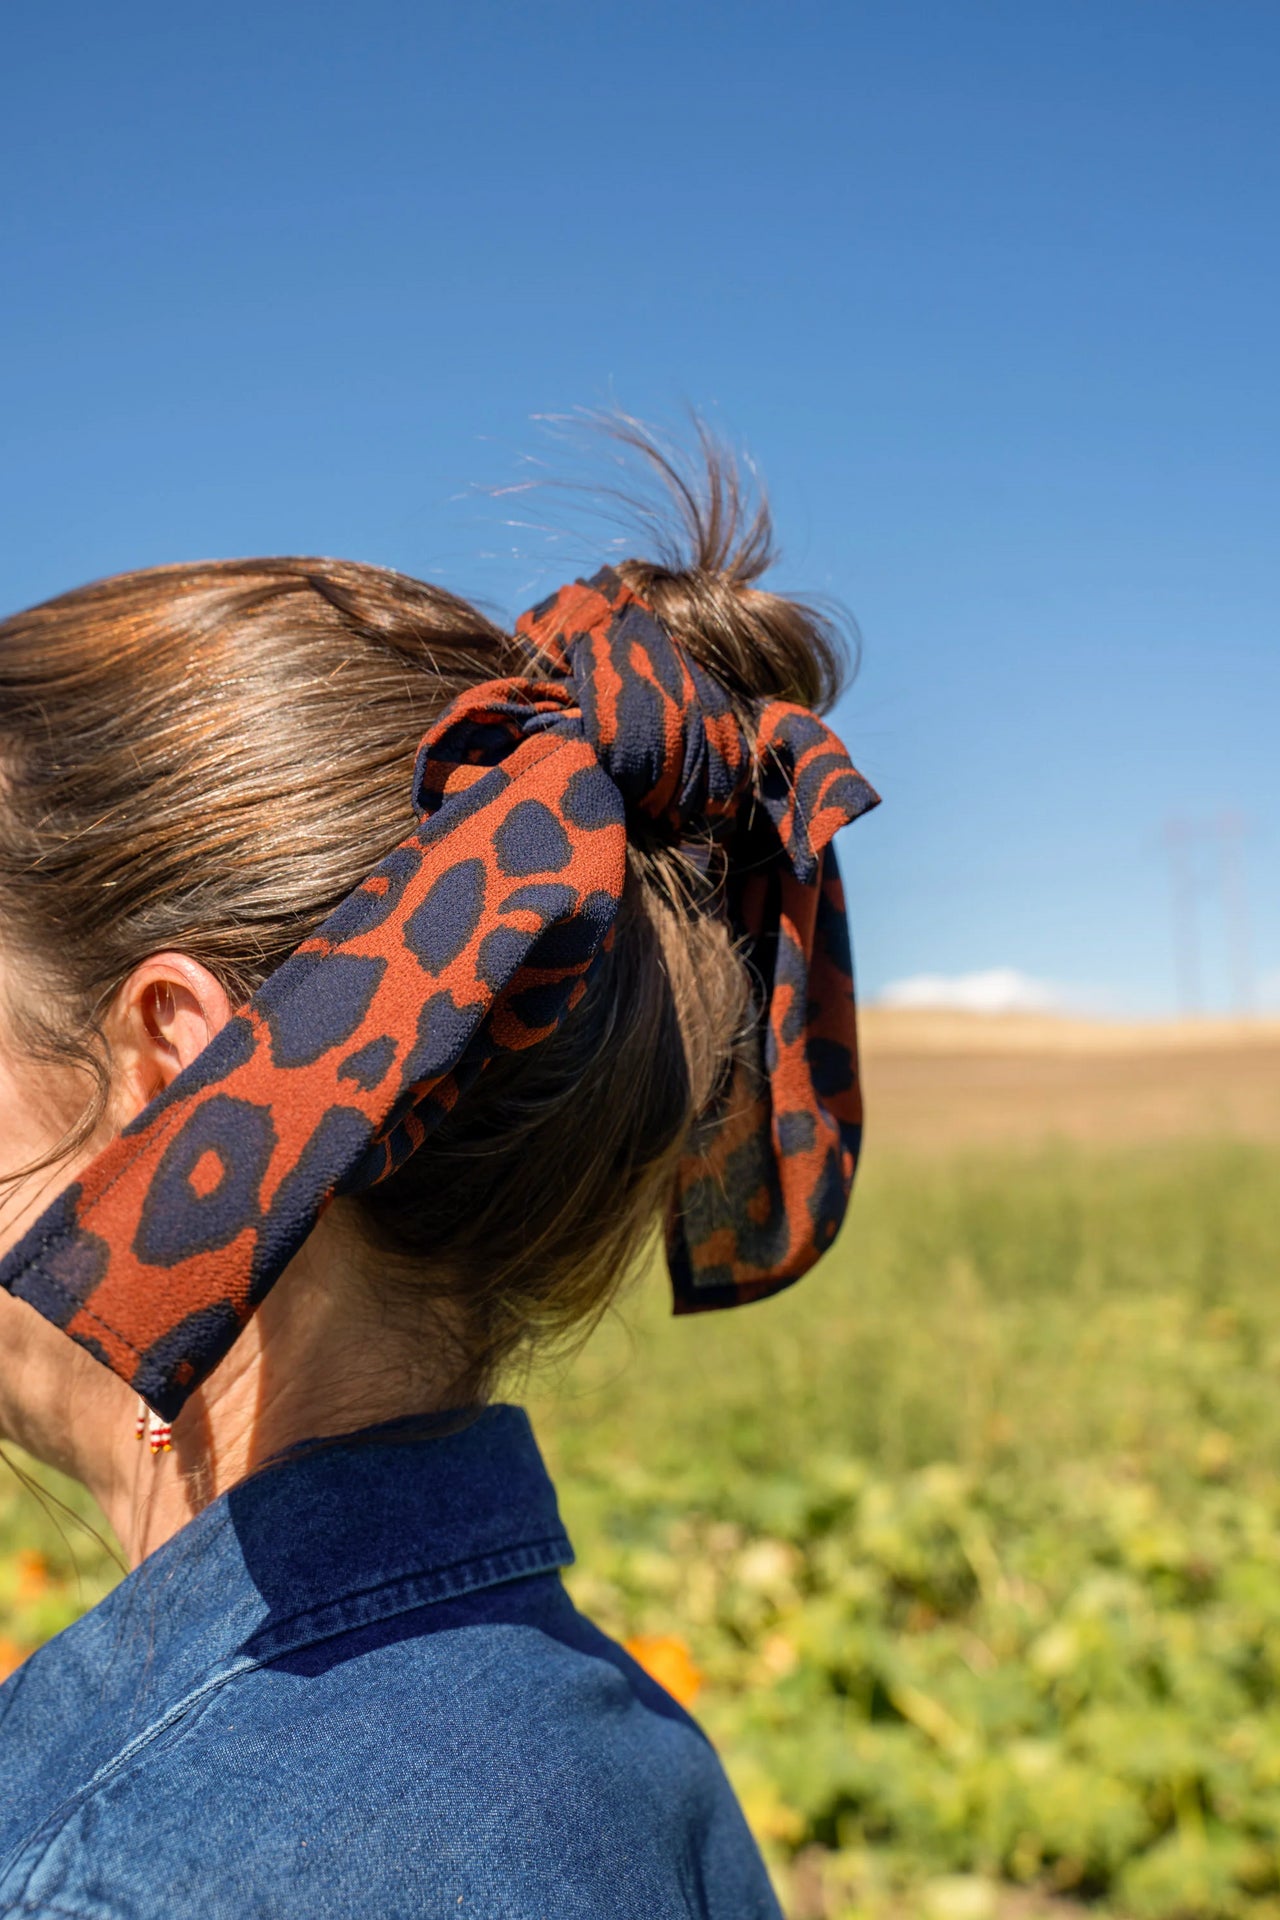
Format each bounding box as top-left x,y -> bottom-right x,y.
0,1406 -> 782,1919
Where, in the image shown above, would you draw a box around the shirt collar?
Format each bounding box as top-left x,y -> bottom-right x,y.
20,1404 -> 573,1729
230,1403 -> 574,1661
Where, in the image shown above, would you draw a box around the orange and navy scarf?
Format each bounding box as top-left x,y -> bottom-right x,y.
0,569 -> 879,1420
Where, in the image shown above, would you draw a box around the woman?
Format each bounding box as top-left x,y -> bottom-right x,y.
0,444 -> 877,1917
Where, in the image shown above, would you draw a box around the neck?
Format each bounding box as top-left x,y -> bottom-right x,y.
0,1208 -> 464,1567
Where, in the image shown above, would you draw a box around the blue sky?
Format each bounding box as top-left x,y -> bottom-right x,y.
2,1 -> 1276,1016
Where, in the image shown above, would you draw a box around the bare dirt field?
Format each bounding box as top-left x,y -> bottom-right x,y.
857,1008 -> 1280,1153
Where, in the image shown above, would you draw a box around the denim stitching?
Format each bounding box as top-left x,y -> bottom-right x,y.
0,1537 -> 571,1906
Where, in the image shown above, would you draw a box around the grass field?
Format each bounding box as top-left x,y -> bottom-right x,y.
4,1016 -> 1280,1919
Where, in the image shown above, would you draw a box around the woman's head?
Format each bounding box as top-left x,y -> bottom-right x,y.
0,444 -> 854,1487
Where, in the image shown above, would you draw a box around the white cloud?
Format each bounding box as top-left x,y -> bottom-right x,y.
874,968 -> 1066,1016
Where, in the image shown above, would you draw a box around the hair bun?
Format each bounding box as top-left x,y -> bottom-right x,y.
598,418 -> 851,719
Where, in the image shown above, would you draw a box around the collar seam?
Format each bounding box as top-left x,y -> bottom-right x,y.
240,1531 -> 573,1663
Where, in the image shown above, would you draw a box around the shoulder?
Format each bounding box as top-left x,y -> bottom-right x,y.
0,1582 -> 781,1920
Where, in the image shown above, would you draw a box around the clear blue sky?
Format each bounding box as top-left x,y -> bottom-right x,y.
2,1 -> 1276,1016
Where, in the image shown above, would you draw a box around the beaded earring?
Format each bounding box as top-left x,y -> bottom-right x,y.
134,1395 -> 173,1456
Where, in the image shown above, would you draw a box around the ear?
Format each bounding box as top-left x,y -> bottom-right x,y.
105,953 -> 236,1127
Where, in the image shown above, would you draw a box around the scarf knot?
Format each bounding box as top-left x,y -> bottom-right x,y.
418,568 -> 879,877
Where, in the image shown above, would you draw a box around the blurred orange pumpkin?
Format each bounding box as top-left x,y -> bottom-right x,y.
622,1633 -> 703,1709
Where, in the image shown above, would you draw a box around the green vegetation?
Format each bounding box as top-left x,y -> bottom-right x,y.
5,1139 -> 1280,1918
532,1140 -> 1280,1918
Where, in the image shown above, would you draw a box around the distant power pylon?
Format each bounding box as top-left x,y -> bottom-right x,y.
1161,813 -> 1257,1015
